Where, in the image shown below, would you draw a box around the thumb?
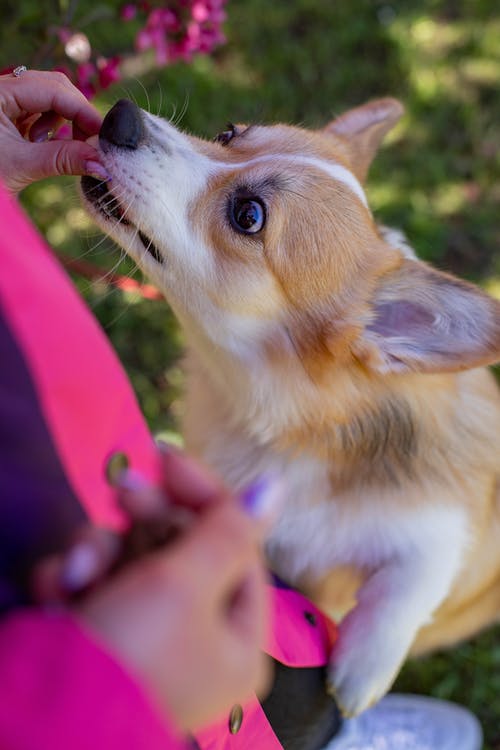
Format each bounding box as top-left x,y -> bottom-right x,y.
21,139 -> 109,184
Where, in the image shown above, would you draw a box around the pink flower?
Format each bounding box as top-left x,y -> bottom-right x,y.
133,0 -> 227,68
169,38 -> 193,62
160,9 -> 179,30
148,8 -> 165,27
77,82 -> 96,99
98,56 -> 122,89
154,40 -> 169,65
192,2 -> 210,23
136,28 -> 153,51
120,4 -> 137,21
187,20 -> 202,44
75,62 -> 97,99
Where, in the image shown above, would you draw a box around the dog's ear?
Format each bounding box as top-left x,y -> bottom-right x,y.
353,260 -> 500,374
324,98 -> 404,181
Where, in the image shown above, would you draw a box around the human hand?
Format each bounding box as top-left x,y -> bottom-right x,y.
33,447 -> 276,731
0,68 -> 106,194
80,496 -> 271,731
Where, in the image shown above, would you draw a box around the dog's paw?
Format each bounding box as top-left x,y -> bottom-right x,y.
327,653 -> 398,717
327,625 -> 408,717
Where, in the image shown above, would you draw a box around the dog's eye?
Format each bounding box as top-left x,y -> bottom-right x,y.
214,123 -> 237,146
230,198 -> 266,234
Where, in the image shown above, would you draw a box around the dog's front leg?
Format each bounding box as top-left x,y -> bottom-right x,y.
328,506 -> 468,717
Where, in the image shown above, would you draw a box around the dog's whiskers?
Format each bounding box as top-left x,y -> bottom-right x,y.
156,80 -> 164,118
170,92 -> 190,128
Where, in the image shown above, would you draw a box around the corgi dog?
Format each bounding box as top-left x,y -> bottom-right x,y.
82,97 -> 500,717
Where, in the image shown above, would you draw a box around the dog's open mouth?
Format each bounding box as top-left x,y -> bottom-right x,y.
81,176 -> 163,264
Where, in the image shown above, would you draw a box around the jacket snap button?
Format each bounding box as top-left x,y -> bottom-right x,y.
105,451 -> 129,484
228,704 -> 243,734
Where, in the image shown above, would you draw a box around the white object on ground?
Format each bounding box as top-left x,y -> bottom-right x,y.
325,694 -> 483,750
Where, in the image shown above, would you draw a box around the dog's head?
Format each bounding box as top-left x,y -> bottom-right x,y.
82,98 -> 500,385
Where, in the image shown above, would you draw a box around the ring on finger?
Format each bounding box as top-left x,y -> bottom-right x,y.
12,65 -> 28,78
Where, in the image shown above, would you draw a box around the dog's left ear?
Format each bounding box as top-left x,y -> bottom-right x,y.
353,259 -> 500,374
324,98 -> 404,181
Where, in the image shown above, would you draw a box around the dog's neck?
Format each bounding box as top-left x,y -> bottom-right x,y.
180,306 -> 443,486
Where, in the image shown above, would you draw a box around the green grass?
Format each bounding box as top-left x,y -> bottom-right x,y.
395,629 -> 500,749
17,1 -> 500,744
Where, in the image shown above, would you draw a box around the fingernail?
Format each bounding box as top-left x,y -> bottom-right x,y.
115,467 -> 152,492
60,543 -> 100,592
33,132 -> 50,143
241,475 -> 284,521
156,439 -> 181,454
84,160 -> 112,181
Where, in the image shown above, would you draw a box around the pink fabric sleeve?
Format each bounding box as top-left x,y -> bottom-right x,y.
0,610 -> 190,750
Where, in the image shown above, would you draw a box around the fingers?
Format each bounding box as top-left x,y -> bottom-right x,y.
116,449 -> 268,597
158,444 -> 229,510
224,563 -> 273,701
0,69 -> 102,138
116,446 -> 228,521
117,450 -> 284,541
28,111 -> 65,142
164,500 -> 263,600
0,69 -> 105,190
171,503 -> 271,708
61,527 -> 121,593
75,503 -> 270,730
12,138 -> 106,185
116,469 -> 169,519
154,446 -> 284,525
31,527 -> 120,604
224,559 -> 268,643
34,448 -> 283,607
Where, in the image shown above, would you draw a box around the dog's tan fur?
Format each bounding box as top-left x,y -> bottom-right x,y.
83,97 -> 500,716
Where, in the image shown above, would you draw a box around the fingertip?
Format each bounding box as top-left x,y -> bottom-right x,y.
60,542 -> 101,593
32,139 -> 102,179
50,140 -> 107,178
157,445 -> 225,510
240,474 -> 285,531
116,468 -> 168,520
60,528 -> 121,593
84,159 -> 112,181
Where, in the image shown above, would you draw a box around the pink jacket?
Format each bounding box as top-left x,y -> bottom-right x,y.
0,182 -> 339,750
0,611 -> 186,750
0,183 -> 187,749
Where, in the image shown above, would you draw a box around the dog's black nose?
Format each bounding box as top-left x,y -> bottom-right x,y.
100,99 -> 145,150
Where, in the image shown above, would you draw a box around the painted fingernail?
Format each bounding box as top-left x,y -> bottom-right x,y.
33,131 -> 50,143
84,160 -> 112,181
115,467 -> 152,492
60,543 -> 101,592
241,475 -> 284,521
156,439 -> 181,454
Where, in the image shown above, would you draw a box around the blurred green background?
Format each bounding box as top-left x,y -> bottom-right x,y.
9,0 -> 500,745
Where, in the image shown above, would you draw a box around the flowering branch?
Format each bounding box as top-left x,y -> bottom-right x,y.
4,1 -> 227,100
